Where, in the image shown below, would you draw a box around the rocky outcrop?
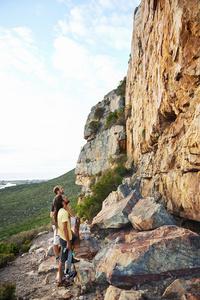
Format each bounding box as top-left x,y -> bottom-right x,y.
94,225 -> 200,287
125,0 -> 200,222
75,89 -> 126,198
90,189 -> 141,233
104,286 -> 145,300
128,197 -> 176,231
73,0 -> 200,296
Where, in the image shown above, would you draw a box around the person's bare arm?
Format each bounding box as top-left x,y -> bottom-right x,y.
50,211 -> 53,218
62,221 -> 71,249
66,204 -> 76,218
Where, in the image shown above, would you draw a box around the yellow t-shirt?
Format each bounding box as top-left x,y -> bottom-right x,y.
57,208 -> 72,241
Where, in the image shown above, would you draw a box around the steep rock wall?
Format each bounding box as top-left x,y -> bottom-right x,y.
126,0 -> 200,221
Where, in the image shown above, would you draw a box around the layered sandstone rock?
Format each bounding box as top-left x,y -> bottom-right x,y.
128,197 -> 176,230
94,225 -> 200,287
90,189 -> 141,233
126,0 -> 200,222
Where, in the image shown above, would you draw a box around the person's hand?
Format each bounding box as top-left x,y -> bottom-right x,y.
63,246 -> 68,253
67,242 -> 71,250
75,216 -> 80,221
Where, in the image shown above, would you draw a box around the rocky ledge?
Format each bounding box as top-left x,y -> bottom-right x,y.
1,189 -> 200,300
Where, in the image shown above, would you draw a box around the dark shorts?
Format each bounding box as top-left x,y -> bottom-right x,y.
60,237 -> 71,263
71,233 -> 78,245
60,234 -> 78,263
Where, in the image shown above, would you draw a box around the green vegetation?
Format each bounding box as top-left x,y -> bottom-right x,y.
77,158 -> 129,221
88,121 -> 101,134
142,129 -> 145,138
117,108 -> 126,126
94,107 -> 105,120
109,156 -> 114,165
0,169 -> 81,240
106,111 -> 118,127
105,108 -> 126,129
0,282 -> 16,300
0,242 -> 18,268
117,77 -> 126,104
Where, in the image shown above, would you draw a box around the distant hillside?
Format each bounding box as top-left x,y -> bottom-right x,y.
0,169 -> 81,240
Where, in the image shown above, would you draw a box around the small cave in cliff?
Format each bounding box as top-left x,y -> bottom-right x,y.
159,110 -> 177,132
182,219 -> 200,234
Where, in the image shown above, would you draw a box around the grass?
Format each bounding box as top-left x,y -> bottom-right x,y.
0,169 -> 81,240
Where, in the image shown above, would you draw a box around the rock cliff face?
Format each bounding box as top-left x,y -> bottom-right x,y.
75,0 -> 200,222
125,0 -> 200,222
75,89 -> 126,199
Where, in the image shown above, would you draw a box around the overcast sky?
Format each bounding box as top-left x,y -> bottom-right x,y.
0,0 -> 140,180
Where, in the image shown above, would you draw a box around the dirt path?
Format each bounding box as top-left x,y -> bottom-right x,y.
0,232 -> 100,299
1,231 -> 200,299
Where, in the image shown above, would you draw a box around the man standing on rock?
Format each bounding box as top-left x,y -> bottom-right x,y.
50,185 -> 80,263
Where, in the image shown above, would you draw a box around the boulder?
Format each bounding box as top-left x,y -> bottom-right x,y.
74,259 -> 96,290
128,197 -> 176,230
104,285 -> 145,300
74,232 -> 101,260
38,256 -> 58,274
90,189 -> 142,233
94,225 -> 200,287
162,278 -> 200,299
102,183 -> 133,209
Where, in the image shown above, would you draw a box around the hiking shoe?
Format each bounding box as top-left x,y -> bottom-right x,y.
56,257 -> 60,264
57,280 -> 72,288
72,258 -> 80,263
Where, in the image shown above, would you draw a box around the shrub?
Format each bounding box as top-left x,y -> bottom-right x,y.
88,121 -> 101,134
77,170 -> 122,221
0,254 -> 15,268
106,111 -> 118,127
142,129 -> 145,138
6,243 -> 19,256
0,282 -> 16,300
0,243 -> 7,254
9,228 -> 38,248
0,241 -> 19,268
0,242 -> 19,256
109,156 -> 114,165
117,77 -> 126,104
77,157 -> 130,221
115,157 -> 129,177
94,107 -> 105,120
117,108 -> 126,126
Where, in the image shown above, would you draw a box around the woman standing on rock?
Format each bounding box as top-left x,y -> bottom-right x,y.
53,194 -> 72,287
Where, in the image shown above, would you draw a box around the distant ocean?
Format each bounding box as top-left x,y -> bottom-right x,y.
0,183 -> 16,189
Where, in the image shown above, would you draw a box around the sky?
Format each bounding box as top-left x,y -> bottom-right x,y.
0,0 -> 140,181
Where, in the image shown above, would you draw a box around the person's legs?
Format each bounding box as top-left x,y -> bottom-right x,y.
58,261 -> 63,283
52,225 -> 60,261
59,238 -> 68,282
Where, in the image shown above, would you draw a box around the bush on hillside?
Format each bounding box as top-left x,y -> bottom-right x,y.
117,77 -> 126,105
117,108 -> 126,126
106,111 -> 118,128
88,121 -> 101,134
115,156 -> 129,176
94,107 -> 105,120
0,282 -> 16,300
77,158 -> 129,221
77,170 -> 122,221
